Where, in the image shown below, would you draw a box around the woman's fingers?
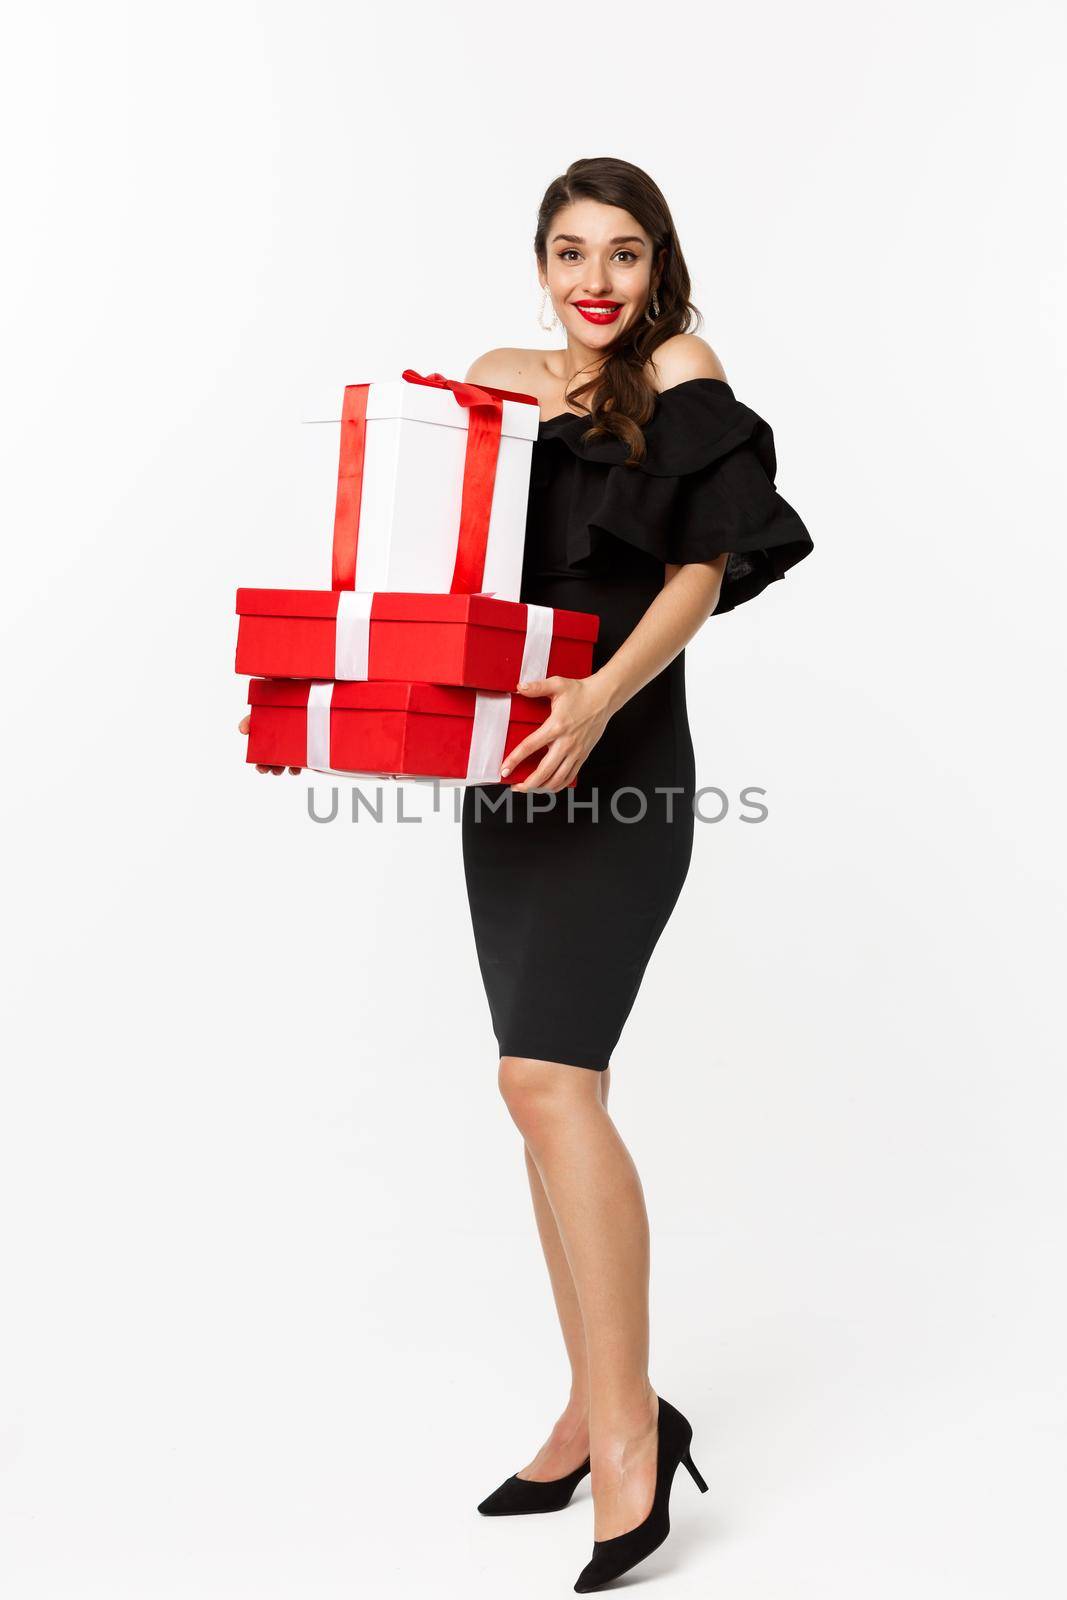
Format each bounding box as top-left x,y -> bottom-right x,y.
515,675 -> 567,699
500,721 -> 557,779
511,739 -> 578,793
555,752 -> 583,790
242,712 -> 299,773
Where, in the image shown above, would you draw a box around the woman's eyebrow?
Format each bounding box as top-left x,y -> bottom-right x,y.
550,233 -> 646,246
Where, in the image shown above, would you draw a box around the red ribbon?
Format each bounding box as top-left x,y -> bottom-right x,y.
331,383 -> 371,590
331,369 -> 515,594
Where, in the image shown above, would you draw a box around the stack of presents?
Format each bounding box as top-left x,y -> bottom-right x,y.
236,369 -> 599,787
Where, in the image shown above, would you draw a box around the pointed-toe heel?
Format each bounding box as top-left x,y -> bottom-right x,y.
573,1396 -> 708,1592
477,1455 -> 591,1516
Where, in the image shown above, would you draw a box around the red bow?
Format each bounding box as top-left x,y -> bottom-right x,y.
400,368 -> 502,414
400,368 -> 537,408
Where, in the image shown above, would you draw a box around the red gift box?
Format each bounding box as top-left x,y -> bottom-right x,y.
234,589 -> 599,691
245,677 -> 577,787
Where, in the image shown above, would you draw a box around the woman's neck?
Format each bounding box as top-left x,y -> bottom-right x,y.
549,339 -> 607,389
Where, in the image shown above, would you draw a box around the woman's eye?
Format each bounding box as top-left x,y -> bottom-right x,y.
556,248 -> 638,263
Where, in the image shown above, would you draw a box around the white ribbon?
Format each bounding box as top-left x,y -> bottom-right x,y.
519,602 -> 553,683
306,682 -> 335,770
465,692 -> 512,783
334,590 -> 373,679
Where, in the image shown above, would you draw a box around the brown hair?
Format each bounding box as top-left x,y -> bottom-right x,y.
534,156 -> 702,465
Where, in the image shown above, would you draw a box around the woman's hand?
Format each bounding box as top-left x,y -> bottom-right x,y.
238,714 -> 302,775
501,675 -> 615,793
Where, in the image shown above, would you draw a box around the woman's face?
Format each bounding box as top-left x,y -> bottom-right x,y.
539,198 -> 659,352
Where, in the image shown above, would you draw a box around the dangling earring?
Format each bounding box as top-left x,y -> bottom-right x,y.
538,286 -> 560,332
645,286 -> 661,325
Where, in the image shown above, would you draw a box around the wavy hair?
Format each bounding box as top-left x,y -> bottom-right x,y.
534,156 -> 702,465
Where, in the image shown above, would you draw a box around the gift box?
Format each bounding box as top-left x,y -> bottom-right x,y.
245,678 -> 578,787
234,589 -> 599,690
306,369 -> 540,603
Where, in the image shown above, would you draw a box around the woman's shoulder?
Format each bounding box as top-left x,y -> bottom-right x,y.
465,347 -> 557,403
648,333 -> 728,393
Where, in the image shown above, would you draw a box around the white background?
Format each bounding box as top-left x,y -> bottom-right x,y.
2,2 -> 1065,1596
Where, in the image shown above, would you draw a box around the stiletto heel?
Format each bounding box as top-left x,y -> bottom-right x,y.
573,1395 -> 708,1592
682,1444 -> 709,1493
477,1454 -> 590,1516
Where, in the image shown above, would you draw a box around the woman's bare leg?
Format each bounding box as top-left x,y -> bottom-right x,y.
499,1056 -> 659,1541
515,1066 -> 610,1480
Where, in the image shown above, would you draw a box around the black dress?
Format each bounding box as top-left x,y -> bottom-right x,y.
460,377 -> 813,1072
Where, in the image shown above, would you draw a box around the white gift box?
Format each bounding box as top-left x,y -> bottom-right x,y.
302,371 -> 540,602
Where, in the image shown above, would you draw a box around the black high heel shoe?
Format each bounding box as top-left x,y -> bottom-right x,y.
477,1455 -> 591,1516
573,1395 -> 708,1592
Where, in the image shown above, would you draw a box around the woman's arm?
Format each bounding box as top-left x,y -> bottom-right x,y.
592,555 -> 727,716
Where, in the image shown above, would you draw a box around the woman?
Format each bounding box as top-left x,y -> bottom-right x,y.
241,157 -> 812,1591
458,158 -> 813,1590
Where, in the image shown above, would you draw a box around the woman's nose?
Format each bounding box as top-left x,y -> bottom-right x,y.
582,266 -> 613,294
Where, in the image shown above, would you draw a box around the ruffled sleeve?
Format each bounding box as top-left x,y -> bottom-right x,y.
538,378 -> 813,615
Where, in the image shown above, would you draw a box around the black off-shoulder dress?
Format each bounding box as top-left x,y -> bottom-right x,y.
460,377 -> 813,1071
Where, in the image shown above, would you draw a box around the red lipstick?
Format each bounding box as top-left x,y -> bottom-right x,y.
573,300 -> 623,326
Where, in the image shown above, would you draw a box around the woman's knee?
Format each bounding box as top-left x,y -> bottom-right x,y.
497,1054 -> 595,1134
